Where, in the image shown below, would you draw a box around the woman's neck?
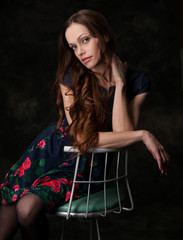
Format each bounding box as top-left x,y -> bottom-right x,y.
93,69 -> 115,91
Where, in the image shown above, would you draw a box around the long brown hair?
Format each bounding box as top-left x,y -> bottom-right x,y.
53,9 -> 116,154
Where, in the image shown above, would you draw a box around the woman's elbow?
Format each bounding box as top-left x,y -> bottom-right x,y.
112,124 -> 134,132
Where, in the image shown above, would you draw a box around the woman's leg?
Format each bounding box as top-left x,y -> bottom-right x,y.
16,194 -> 50,240
0,203 -> 19,240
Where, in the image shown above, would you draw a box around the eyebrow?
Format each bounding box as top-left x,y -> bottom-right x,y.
68,32 -> 89,46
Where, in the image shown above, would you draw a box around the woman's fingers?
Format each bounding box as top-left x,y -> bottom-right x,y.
111,54 -> 127,83
155,153 -> 163,173
163,150 -> 171,174
143,131 -> 171,175
157,147 -> 171,175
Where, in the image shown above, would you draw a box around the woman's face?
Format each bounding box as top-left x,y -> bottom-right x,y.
65,23 -> 104,72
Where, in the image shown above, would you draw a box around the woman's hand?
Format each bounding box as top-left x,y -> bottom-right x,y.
111,54 -> 127,87
142,131 -> 171,175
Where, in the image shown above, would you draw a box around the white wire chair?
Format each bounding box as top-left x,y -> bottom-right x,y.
54,146 -> 134,240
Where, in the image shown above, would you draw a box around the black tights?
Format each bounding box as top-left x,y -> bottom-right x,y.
0,202 -> 18,240
0,194 -> 50,240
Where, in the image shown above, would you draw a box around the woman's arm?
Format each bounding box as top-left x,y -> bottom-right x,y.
60,82 -> 170,175
97,130 -> 170,175
112,82 -> 134,131
111,56 -> 149,130
128,92 -> 148,129
111,56 -> 134,131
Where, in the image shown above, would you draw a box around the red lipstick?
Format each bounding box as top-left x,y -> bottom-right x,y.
82,57 -> 91,63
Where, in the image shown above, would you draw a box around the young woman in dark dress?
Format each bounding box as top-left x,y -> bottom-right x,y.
0,9 -> 170,240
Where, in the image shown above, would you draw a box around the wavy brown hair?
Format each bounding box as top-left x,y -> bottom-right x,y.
53,9 -> 116,154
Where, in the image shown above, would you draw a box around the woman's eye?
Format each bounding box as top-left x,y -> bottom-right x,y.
82,37 -> 89,43
71,46 -> 76,51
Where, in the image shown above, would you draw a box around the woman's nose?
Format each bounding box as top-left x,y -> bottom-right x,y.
77,46 -> 85,56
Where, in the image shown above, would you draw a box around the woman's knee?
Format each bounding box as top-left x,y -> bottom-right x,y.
16,203 -> 33,225
16,194 -> 45,226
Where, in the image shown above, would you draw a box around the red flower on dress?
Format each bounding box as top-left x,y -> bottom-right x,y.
69,181 -> 80,198
32,176 -> 51,188
69,180 -> 79,190
14,169 -> 19,176
1,183 -> 6,188
60,178 -> 68,184
1,194 -> 6,205
77,173 -> 83,178
37,139 -> 46,148
5,172 -> 9,178
19,158 -> 31,177
60,133 -> 66,139
41,179 -> 61,193
23,157 -> 31,168
48,201 -> 55,211
19,169 -> 25,177
12,194 -> 17,202
20,189 -> 29,197
1,181 -> 10,188
13,185 -> 20,192
61,162 -> 69,166
65,191 -> 71,202
59,126 -> 66,138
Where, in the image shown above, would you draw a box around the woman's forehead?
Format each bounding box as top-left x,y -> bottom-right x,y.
65,23 -> 90,43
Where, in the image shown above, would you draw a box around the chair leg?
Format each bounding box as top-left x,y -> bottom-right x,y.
89,219 -> 93,240
61,217 -> 101,240
89,218 -> 101,240
96,218 -> 101,240
61,218 -> 65,240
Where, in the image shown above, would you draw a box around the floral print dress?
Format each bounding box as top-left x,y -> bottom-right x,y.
0,68 -> 151,212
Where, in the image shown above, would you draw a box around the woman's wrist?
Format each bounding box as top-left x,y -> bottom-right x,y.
115,80 -> 125,91
141,130 -> 150,143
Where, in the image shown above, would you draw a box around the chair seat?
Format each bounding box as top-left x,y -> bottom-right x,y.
56,186 -> 126,215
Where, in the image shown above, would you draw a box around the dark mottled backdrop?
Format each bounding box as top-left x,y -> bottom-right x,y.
0,0 -> 183,239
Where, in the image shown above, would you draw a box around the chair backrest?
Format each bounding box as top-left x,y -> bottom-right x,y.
55,146 -> 134,220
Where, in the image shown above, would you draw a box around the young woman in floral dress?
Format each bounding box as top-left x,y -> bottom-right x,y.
0,9 -> 170,240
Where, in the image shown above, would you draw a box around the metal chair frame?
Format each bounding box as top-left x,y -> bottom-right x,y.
54,146 -> 134,240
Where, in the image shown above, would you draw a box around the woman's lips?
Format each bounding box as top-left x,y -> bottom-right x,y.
82,56 -> 92,63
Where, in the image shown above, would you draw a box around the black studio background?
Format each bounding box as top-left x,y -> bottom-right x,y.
0,0 -> 183,239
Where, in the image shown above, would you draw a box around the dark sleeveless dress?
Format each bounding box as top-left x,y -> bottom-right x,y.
0,68 -> 150,212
